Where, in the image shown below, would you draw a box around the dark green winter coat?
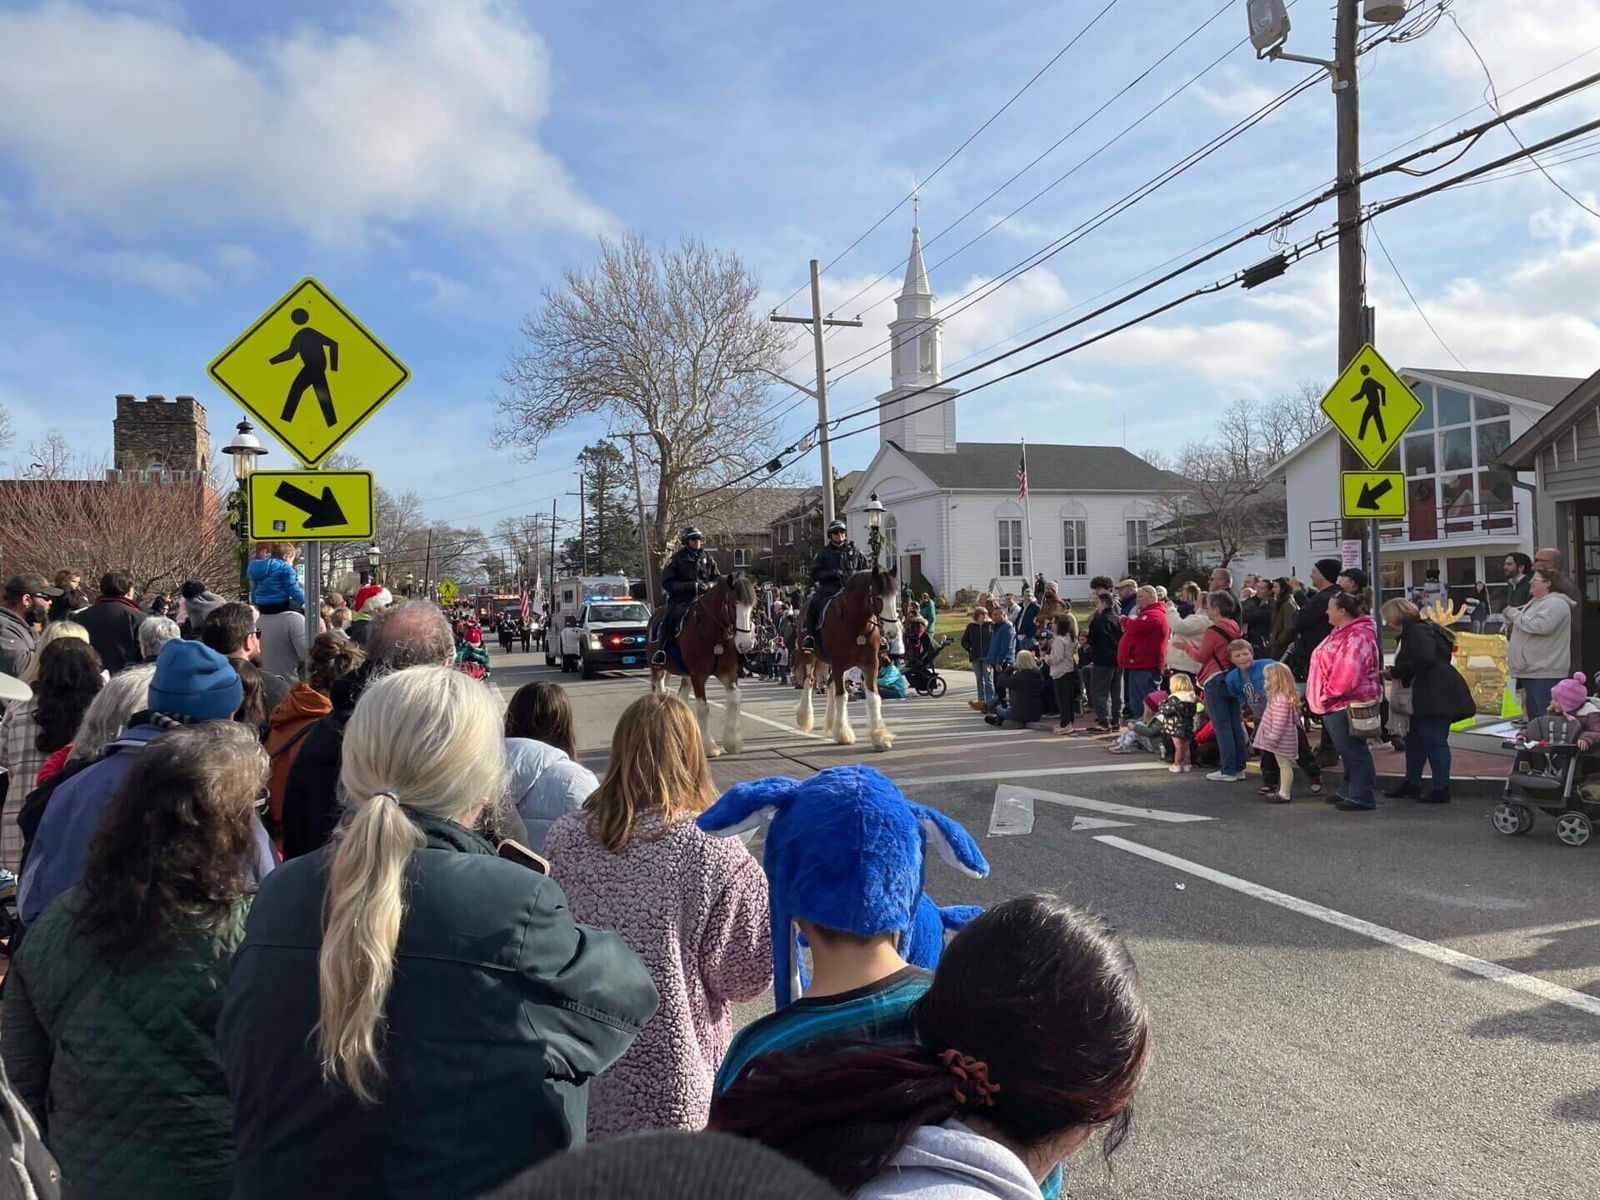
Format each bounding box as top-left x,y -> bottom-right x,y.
0,889 -> 249,1200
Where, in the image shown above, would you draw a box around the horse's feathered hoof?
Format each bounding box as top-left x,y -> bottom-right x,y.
705,744 -> 724,759
795,706 -> 814,733
724,739 -> 743,755
871,729 -> 894,752
835,727 -> 856,747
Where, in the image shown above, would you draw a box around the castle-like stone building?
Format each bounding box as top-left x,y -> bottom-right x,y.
110,393 -> 211,480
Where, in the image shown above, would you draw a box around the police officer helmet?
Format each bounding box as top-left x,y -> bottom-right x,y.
826,520 -> 848,536
680,525 -> 704,542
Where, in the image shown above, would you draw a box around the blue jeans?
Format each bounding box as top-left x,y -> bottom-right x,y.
974,663 -> 995,705
1125,668 -> 1159,720
1405,715 -> 1452,788
1322,707 -> 1376,806
1203,673 -> 1247,776
1521,677 -> 1557,721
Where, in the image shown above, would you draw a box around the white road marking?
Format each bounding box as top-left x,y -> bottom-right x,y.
1096,836 -> 1600,1020
1071,815 -> 1134,831
896,761 -> 1171,786
988,791 -> 1035,836
1004,784 -> 1217,825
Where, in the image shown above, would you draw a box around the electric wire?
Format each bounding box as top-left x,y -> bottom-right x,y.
1368,220 -> 1467,370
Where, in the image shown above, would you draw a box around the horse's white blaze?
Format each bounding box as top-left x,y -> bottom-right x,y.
722,680 -> 743,753
733,598 -> 755,653
878,586 -> 903,656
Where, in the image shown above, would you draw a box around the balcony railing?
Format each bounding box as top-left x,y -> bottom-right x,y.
1309,502 -> 1522,550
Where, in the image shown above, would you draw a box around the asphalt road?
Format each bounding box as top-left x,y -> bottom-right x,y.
489,644 -> 1600,1199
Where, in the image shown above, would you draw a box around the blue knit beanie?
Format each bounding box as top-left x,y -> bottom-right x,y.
149,639 -> 243,721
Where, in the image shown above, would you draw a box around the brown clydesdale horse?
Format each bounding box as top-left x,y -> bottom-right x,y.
794,567 -> 901,751
646,573 -> 757,757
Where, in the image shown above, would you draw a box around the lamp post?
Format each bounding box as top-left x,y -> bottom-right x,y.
866,492 -> 884,569
368,542 -> 382,588
221,420 -> 266,598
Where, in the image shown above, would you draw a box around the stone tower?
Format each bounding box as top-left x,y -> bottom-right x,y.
875,223 -> 959,454
111,393 -> 211,479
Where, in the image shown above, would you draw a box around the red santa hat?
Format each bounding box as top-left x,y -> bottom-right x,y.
353,584 -> 392,614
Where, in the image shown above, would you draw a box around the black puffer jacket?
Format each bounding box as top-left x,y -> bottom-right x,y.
219,814 -> 659,1200
809,543 -> 865,592
960,621 -> 993,663
1392,617 -> 1476,721
1085,608 -> 1122,667
662,547 -> 719,602
996,667 -> 1046,725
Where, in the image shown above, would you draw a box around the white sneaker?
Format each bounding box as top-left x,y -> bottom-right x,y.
1205,770 -> 1247,782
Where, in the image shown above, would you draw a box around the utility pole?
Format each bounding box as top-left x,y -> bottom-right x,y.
549,498 -> 558,598
422,528 -> 433,601
614,432 -> 658,608
566,480 -> 588,576
771,260 -> 863,528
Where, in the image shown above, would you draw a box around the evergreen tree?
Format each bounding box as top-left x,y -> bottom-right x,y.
559,441 -> 640,577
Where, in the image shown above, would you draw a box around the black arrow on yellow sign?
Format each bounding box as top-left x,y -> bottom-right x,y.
275,481 -> 348,529
1355,478 -> 1394,512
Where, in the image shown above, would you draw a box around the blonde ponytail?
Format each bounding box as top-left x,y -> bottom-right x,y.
316,790 -> 420,1102
314,665 -> 507,1103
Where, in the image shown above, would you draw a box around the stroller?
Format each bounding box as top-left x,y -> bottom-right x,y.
1492,675 -> 1600,846
901,636 -> 949,698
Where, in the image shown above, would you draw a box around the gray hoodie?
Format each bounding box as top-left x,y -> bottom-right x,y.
855,1119 -> 1042,1200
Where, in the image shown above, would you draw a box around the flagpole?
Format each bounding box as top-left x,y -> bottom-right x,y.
1021,438 -> 1035,586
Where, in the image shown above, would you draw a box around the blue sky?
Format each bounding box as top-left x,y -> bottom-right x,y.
1,0 -> 1597,540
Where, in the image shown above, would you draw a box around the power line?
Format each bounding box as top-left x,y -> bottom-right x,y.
1368,219 -> 1467,370
1448,11 -> 1600,220
766,0 -> 1125,315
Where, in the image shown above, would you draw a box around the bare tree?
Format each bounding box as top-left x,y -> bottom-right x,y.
1157,442 -> 1283,569
18,430 -> 74,480
496,234 -> 788,566
0,459 -> 235,596
0,401 -> 12,455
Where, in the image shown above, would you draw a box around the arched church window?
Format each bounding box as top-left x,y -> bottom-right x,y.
918,330 -> 936,374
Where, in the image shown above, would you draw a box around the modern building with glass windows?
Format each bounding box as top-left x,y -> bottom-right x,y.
1274,369 -> 1584,607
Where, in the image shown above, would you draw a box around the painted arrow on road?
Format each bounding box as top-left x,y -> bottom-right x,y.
1355,477 -> 1395,511
274,481 -> 348,529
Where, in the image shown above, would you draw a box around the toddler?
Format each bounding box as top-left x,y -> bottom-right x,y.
1159,675 -> 1199,772
1252,662 -> 1302,803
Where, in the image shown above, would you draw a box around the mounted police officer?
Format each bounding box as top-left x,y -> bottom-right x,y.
801,519 -> 866,652
652,525 -> 719,665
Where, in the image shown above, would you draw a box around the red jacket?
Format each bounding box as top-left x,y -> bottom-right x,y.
1117,601 -> 1169,670
1192,618 -> 1244,683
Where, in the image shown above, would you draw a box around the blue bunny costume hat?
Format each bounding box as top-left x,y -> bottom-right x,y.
697,764 -> 989,1008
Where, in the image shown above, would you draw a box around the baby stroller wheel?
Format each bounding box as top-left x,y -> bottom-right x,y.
1491,803 -> 1533,836
1555,811 -> 1593,847
926,674 -> 947,698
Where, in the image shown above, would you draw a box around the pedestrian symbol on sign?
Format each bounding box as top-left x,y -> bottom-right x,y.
270,307 -> 339,426
1351,365 -> 1386,444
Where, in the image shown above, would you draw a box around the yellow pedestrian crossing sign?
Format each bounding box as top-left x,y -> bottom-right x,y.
246,469 -> 375,541
438,579 -> 459,604
1319,344 -> 1423,469
1341,471 -> 1407,519
209,278 -> 410,467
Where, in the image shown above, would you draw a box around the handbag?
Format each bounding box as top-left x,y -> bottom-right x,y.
1388,683 -> 1413,716
1347,699 -> 1383,740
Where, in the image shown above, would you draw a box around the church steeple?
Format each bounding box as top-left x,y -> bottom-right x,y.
876,219 -> 959,454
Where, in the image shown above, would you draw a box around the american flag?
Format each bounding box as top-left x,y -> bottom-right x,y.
1016,448 -> 1028,499
519,585 -> 531,625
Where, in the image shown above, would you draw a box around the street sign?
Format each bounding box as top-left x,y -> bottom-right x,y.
208,277 -> 410,467
247,469 -> 375,541
438,579 -> 459,604
1341,470 -> 1407,519
1319,343 -> 1422,470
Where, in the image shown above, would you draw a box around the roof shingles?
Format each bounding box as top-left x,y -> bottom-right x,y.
891,442 -> 1182,492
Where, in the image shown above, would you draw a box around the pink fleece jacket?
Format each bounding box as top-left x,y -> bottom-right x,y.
1307,615 -> 1381,715
545,810 -> 771,1137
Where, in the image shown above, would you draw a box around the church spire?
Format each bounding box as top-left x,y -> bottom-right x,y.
902,223 -> 932,301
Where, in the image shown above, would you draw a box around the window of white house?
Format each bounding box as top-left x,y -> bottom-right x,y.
998,519 -> 1023,576
1400,380 -> 1517,527
882,513 -> 898,569
1265,536 -> 1287,559
1125,519 -> 1150,575
733,548 -> 749,567
1062,519 -> 1087,576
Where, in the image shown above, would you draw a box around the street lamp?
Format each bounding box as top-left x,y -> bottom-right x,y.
865,492 -> 884,569
221,421 -> 267,598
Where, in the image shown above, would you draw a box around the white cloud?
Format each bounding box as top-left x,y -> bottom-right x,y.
0,0 -> 611,243
1192,80 -> 1283,120
409,268 -> 473,307
70,248 -> 212,299
214,243 -> 265,282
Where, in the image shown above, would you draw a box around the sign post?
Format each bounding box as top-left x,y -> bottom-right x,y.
1320,343 -> 1424,640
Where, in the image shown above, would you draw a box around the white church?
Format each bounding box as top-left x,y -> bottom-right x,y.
843,226 -> 1182,601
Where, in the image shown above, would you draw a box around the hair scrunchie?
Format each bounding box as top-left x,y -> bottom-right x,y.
940,1048 -> 1000,1108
